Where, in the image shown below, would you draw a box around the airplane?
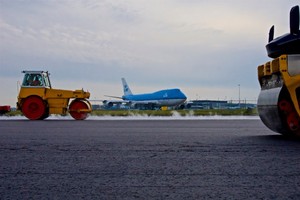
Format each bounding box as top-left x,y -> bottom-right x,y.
103,78 -> 187,109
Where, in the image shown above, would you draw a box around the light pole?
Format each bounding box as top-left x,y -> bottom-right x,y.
238,84 -> 240,108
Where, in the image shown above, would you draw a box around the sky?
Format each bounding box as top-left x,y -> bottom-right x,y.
0,0 -> 299,106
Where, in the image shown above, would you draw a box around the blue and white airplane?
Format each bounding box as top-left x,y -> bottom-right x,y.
103,78 -> 187,109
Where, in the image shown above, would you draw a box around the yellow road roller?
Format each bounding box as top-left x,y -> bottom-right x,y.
257,5 -> 300,136
17,71 -> 92,120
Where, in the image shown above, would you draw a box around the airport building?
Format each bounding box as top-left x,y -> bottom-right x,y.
182,100 -> 256,110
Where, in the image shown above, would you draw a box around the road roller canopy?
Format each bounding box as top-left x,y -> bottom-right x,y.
21,71 -> 51,88
266,5 -> 300,58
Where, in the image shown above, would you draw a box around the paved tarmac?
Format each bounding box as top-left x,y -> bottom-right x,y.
1,119 -> 300,199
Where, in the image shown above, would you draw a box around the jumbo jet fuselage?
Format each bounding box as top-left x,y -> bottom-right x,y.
122,88 -> 187,106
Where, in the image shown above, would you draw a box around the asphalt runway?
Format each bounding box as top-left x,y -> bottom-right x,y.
1,119 -> 300,199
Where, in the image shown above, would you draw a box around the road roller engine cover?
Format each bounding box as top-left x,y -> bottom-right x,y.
257,5 -> 300,136
17,71 -> 92,120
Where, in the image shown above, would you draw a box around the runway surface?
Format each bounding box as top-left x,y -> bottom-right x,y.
1,118 -> 300,199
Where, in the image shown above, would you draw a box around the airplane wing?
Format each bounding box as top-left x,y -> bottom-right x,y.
103,100 -> 161,108
103,99 -> 131,108
104,95 -> 123,99
129,100 -> 160,105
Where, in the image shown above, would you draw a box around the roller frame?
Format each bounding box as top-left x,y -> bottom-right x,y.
257,55 -> 300,135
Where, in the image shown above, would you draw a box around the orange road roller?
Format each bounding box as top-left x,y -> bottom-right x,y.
17,71 -> 92,120
257,5 -> 300,136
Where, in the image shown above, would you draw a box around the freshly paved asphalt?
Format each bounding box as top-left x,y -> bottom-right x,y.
1,119 -> 300,199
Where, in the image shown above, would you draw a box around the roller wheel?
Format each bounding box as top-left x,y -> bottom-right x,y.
69,100 -> 89,120
278,100 -> 293,113
40,111 -> 50,120
22,96 -> 46,120
287,112 -> 300,131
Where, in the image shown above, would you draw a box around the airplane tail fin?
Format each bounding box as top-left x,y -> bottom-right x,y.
122,78 -> 133,96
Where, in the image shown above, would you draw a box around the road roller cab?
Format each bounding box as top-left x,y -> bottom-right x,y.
17,71 -> 92,120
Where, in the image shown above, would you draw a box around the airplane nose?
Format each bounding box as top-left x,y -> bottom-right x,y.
180,91 -> 187,100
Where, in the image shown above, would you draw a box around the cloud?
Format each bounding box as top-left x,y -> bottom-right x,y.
0,0 -> 299,105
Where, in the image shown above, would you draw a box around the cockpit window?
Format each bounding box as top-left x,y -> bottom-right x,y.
22,73 -> 44,87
